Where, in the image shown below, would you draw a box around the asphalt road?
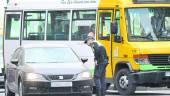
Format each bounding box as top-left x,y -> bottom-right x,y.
0,88 -> 170,96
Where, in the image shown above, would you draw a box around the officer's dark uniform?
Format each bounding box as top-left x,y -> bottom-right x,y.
92,42 -> 108,96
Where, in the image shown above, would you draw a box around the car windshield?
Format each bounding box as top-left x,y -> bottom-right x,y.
126,8 -> 170,42
25,47 -> 79,63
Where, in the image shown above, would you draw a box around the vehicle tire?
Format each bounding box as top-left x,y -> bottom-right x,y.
18,81 -> 26,96
5,79 -> 15,96
115,68 -> 136,95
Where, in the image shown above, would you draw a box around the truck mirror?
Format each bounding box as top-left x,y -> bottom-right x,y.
111,20 -> 118,34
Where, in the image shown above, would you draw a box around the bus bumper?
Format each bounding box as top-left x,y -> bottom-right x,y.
130,71 -> 170,85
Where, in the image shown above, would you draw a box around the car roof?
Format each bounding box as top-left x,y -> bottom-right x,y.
21,44 -> 69,49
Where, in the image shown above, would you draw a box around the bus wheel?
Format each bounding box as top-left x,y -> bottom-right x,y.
115,68 -> 136,95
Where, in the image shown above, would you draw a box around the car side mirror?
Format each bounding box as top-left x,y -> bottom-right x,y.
111,20 -> 118,34
81,58 -> 88,63
11,59 -> 18,65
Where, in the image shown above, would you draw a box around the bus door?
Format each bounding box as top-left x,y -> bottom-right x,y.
4,12 -> 22,64
97,10 -> 113,79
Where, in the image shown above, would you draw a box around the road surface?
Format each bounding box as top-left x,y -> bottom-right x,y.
0,88 -> 170,96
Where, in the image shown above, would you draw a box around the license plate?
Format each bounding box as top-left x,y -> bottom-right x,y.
165,72 -> 170,76
51,82 -> 72,87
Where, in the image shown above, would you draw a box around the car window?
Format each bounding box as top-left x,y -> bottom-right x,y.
25,47 -> 79,63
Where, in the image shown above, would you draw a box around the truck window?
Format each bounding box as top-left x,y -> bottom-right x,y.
98,12 -> 111,40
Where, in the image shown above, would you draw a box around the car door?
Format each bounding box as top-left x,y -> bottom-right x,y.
7,48 -> 20,91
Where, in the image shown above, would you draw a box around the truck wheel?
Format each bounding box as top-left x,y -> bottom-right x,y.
19,81 -> 26,96
5,79 -> 15,96
115,68 -> 136,95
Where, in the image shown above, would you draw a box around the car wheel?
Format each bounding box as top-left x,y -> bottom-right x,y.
5,79 -> 15,96
19,81 -> 25,96
115,68 -> 136,95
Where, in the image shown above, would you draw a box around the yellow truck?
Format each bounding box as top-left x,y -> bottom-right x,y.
97,0 -> 170,95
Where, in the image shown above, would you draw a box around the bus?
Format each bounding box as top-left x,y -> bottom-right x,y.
3,0 -> 170,95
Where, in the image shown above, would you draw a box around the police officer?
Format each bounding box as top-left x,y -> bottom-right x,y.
84,37 -> 108,96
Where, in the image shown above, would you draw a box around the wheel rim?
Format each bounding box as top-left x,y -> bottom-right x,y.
19,82 -> 22,96
5,79 -> 8,95
119,74 -> 129,89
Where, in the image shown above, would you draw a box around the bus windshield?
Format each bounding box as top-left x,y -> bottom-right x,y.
126,8 -> 170,42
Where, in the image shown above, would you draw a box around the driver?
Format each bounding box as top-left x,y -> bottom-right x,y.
151,9 -> 165,37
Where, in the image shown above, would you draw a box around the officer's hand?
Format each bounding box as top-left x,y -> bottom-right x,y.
95,60 -> 98,66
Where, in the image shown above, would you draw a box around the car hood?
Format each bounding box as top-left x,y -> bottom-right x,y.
129,42 -> 170,54
22,62 -> 86,75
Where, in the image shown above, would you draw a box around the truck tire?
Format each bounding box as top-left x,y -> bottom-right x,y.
115,68 -> 136,95
5,79 -> 15,96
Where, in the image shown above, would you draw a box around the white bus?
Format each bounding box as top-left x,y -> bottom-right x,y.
4,0 -> 98,78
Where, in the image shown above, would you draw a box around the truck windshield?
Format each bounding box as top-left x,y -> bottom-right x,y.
126,8 -> 170,42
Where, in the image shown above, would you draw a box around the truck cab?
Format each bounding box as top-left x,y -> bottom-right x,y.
97,0 -> 170,95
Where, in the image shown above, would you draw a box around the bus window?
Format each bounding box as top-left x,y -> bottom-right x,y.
5,14 -> 20,40
99,12 -> 111,40
47,11 -> 70,40
71,10 -> 96,40
23,12 -> 45,40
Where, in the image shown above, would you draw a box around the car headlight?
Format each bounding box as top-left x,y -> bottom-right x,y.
26,73 -> 47,81
75,71 -> 91,80
133,54 -> 150,64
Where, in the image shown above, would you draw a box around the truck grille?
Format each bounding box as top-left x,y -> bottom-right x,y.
48,75 -> 74,80
148,54 -> 170,65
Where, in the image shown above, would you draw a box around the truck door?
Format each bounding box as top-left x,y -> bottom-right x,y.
97,10 -> 114,79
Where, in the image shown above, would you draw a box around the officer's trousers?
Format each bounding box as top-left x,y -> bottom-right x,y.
94,64 -> 106,96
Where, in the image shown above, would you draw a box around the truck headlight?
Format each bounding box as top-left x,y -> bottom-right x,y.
75,71 -> 91,80
26,73 -> 47,81
133,54 -> 150,64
